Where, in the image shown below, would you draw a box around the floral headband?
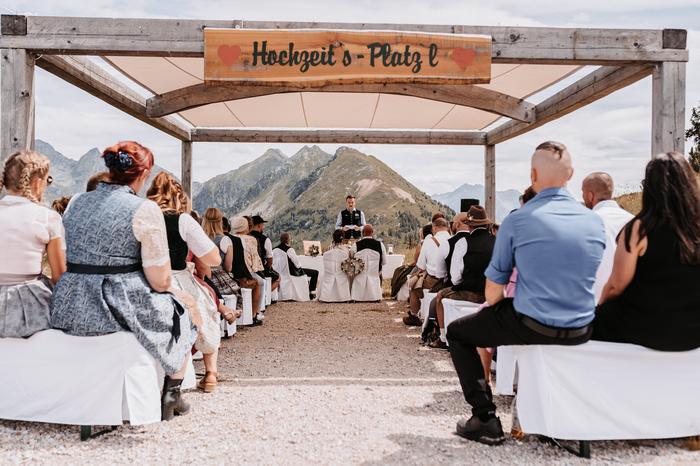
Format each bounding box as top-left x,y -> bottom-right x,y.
104,150 -> 134,172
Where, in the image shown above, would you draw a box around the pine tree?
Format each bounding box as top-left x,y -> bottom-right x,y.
686,103 -> 700,173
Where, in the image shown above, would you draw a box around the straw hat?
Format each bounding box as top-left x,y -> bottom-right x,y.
231,216 -> 249,233
466,205 -> 492,227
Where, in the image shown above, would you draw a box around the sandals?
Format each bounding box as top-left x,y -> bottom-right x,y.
197,371 -> 218,393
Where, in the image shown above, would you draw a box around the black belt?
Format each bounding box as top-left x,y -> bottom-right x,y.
518,313 -> 590,339
67,262 -> 142,274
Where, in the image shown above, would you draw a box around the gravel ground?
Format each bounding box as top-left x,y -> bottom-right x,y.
0,300 -> 697,465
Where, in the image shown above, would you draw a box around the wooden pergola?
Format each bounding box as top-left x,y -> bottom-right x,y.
0,16 -> 688,219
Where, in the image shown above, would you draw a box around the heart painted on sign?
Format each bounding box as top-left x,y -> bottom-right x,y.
451,47 -> 477,70
217,44 -> 241,66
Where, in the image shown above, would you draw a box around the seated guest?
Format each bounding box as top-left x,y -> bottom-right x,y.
147,172 -> 226,393
351,224 -> 387,273
595,152 -> 700,351
275,232 -> 319,296
447,141 -> 605,445
431,206 -> 495,349
235,216 -> 268,314
581,172 -> 633,303
249,215 -> 281,294
190,210 -> 202,225
0,150 -> 66,337
330,229 -> 349,252
204,211 -> 263,325
51,196 -> 71,216
413,223 -> 434,266
404,217 -> 451,326
50,141 -> 199,420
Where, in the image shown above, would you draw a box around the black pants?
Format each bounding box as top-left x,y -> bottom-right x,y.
446,298 -> 592,417
302,268 -> 319,292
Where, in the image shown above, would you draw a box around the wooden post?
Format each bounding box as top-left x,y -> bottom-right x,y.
181,140 -> 193,198
651,62 -> 686,155
484,144 -> 496,221
1,48 -> 35,158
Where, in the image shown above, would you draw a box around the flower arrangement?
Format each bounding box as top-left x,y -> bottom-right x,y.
341,257 -> 365,277
308,244 -> 320,257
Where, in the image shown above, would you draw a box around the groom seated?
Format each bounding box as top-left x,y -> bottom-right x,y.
275,232 -> 319,296
351,224 -> 387,275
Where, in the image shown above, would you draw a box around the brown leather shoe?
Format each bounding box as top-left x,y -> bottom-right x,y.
403,314 -> 422,326
428,339 -> 448,350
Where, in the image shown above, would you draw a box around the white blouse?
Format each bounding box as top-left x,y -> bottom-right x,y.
177,213 -> 215,258
132,200 -> 172,268
0,195 -> 65,277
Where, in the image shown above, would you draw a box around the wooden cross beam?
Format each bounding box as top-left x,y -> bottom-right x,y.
146,82 -> 535,122
487,64 -> 654,145
191,128 -> 487,145
0,16 -> 688,65
35,54 -> 191,140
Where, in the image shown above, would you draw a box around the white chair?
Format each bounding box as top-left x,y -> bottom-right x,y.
221,294 -> 237,336
264,277 -> 272,306
419,292 -> 438,321
237,287 -> 254,326
350,249 -> 382,302
0,330 -> 195,431
396,281 -> 410,302
496,341 -> 700,448
272,248 -> 310,302
443,299 -> 482,340
318,248 -> 351,302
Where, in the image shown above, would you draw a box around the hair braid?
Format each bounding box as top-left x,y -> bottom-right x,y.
20,162 -> 38,203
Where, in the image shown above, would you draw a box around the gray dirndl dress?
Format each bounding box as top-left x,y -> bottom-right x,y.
50,183 -> 196,374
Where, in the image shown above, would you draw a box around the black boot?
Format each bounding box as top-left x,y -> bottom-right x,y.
161,376 -> 190,421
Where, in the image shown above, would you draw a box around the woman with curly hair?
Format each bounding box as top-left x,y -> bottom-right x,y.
0,150 -> 66,337
50,141 -> 199,420
147,172 -> 237,392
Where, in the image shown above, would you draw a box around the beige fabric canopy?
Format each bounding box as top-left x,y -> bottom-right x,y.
105,56 -> 580,130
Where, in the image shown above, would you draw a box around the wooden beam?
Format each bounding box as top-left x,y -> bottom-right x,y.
1,48 -> 35,158
146,82 -> 535,122
191,128 -> 487,145
35,55 -> 191,141
484,144 -> 496,220
181,141 -> 193,198
487,65 -> 654,145
0,16 -> 688,64
652,62 -> 686,155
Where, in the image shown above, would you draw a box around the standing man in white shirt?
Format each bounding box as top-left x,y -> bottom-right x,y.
404,217 -> 451,326
582,172 -> 633,303
336,195 -> 366,240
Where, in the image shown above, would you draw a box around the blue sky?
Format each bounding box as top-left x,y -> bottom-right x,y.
4,0 -> 700,197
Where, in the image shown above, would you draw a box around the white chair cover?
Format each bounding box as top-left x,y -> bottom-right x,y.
318,248 -> 351,302
419,292 -> 438,321
222,294 -> 237,336
237,287 -> 253,326
396,281 -> 410,302
0,330 -> 195,426
496,341 -> 700,440
272,248 -> 310,302
264,277 -> 272,306
442,299 -> 481,341
350,249 -> 382,302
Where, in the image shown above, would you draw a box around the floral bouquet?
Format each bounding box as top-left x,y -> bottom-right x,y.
308,244 -> 320,257
341,257 -> 365,278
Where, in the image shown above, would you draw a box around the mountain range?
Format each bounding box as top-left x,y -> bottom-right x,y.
13,141 -> 521,248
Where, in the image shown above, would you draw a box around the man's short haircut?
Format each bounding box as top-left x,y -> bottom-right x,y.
346,195 -> 355,201
431,212 -> 445,222
362,224 -> 374,236
535,140 -> 568,160
432,217 -> 449,229
280,232 -> 290,244
584,172 -> 614,200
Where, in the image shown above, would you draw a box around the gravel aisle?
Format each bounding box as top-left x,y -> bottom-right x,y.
0,300 -> 696,465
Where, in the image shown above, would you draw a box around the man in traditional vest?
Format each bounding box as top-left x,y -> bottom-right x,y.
335,195 -> 366,240
274,232 -> 319,298
249,215 -> 281,296
351,224 -> 387,274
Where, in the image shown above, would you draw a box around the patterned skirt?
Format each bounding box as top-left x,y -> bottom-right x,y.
0,275 -> 53,338
171,268 -> 220,354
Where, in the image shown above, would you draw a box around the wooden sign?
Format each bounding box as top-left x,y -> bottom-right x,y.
204,29 -> 491,85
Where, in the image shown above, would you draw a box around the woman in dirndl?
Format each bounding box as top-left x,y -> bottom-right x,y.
0,150 -> 66,338
50,141 -> 198,420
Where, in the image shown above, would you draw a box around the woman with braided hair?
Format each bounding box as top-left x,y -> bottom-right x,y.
50,141 -> 199,420
0,150 -> 66,337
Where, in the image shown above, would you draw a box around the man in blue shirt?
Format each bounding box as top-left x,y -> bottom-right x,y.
447,141 -> 605,445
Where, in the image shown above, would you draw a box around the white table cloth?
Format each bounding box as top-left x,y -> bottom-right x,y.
0,330 -> 195,426
496,341 -> 700,440
299,254 -> 405,281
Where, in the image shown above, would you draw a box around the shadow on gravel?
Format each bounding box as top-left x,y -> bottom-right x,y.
402,390 -> 466,417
